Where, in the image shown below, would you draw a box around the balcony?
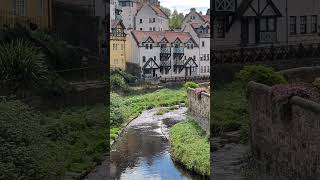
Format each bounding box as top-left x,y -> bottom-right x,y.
259,32 -> 277,43
173,47 -> 184,54
160,47 -> 171,54
173,59 -> 185,66
160,60 -> 171,67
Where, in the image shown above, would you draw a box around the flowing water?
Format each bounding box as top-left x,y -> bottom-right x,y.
93,106 -> 209,180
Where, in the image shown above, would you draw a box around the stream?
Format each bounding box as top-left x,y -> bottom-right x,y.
85,106 -> 208,180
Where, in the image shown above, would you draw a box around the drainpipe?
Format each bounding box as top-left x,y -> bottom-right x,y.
285,0 -> 288,45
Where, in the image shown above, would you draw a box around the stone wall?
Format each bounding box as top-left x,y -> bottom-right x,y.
247,81 -> 320,180
187,88 -> 210,135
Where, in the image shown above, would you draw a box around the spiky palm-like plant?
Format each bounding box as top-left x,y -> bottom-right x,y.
0,40 -> 48,95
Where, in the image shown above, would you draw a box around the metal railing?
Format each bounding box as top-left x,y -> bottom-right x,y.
173,47 -> 184,54
160,47 -> 171,54
0,9 -> 48,29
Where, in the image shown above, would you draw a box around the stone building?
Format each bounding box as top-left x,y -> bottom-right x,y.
182,8 -> 210,29
135,3 -> 169,31
128,31 -> 200,79
213,0 -> 320,48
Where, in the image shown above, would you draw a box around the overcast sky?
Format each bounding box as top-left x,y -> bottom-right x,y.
160,0 -> 210,15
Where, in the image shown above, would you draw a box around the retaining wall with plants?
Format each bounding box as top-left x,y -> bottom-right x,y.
248,80 -> 320,179
187,88 -> 210,135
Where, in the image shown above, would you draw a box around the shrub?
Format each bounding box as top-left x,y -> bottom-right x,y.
110,94 -> 125,126
110,74 -> 128,91
0,40 -> 48,94
111,69 -> 137,84
238,65 -> 287,86
184,81 -> 199,89
0,101 -> 51,180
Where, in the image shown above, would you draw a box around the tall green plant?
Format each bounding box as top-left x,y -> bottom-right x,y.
0,40 -> 48,94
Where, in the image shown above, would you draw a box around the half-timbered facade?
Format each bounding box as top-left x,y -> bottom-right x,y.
213,0 -> 320,48
129,31 -> 200,79
183,8 -> 211,76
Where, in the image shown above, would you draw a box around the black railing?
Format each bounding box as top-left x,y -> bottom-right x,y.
212,43 -> 320,64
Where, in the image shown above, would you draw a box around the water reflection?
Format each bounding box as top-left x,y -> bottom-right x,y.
109,108 -> 209,180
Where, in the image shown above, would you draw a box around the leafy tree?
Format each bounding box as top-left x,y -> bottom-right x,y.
169,10 -> 185,30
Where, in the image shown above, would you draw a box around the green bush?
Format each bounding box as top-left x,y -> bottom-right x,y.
110,74 -> 128,91
184,81 -> 199,89
170,120 -> 210,176
0,40 -> 48,94
111,69 -> 137,84
238,65 -> 287,86
110,94 -> 125,126
0,101 -> 51,180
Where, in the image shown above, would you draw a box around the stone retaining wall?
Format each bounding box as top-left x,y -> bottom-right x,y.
247,81 -> 320,179
187,88 -> 210,135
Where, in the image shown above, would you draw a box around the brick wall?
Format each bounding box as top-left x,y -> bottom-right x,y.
248,81 -> 320,179
187,88 -> 210,135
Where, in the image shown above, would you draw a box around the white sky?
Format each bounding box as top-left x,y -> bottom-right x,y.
160,0 -> 210,15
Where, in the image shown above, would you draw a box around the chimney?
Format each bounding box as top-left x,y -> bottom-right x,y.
190,8 -> 196,12
199,11 -> 202,15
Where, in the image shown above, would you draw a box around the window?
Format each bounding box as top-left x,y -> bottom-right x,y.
150,44 -> 153,49
191,44 -> 194,49
290,16 -> 297,35
193,55 -> 196,60
140,28 -> 143,30
184,56 -> 187,60
300,16 -> 307,34
121,44 -> 124,50
149,27 -> 152,31
153,27 -> 155,31
187,44 -> 190,49
216,17 -> 226,38
154,56 -> 156,60
153,18 -> 156,23
204,66 -> 206,72
14,0 -> 26,16
149,18 -> 152,23
311,15 -> 317,33
200,57 -> 203,61
143,56 -> 146,62
259,17 -> 276,32
37,0 -> 44,16
146,44 -> 149,49
202,41 -> 205,47
207,54 -> 210,60
140,19 -> 143,23
200,66 -> 203,73
207,66 -> 210,72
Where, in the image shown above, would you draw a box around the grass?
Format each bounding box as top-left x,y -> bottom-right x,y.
211,81 -> 249,143
43,104 -> 108,175
169,120 -> 210,176
156,108 -> 170,115
110,87 -> 187,142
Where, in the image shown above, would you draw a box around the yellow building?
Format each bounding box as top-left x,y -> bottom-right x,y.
110,19 -> 126,70
0,0 -> 52,29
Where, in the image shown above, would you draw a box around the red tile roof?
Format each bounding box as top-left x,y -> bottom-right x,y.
201,15 -> 210,22
131,31 -> 193,44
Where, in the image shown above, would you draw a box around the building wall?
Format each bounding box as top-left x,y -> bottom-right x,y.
248,72 -> 320,179
110,38 -> 126,70
120,1 -> 137,29
135,5 -> 169,31
187,87 -> 210,135
0,0 -> 53,29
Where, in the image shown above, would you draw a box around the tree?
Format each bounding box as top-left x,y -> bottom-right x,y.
169,10 -> 184,30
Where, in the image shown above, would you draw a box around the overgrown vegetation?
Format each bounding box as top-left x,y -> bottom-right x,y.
0,100 -> 107,179
238,65 -> 287,87
169,120 -> 210,176
110,88 -> 187,142
211,81 -> 248,138
184,81 -> 199,89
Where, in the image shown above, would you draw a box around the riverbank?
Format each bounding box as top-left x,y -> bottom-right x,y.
110,87 -> 187,145
169,120 -> 210,176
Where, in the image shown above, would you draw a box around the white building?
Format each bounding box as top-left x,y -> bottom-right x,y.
118,0 -> 138,29
182,8 -> 211,76
213,0 -> 320,48
135,4 -> 169,31
128,31 -> 200,79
